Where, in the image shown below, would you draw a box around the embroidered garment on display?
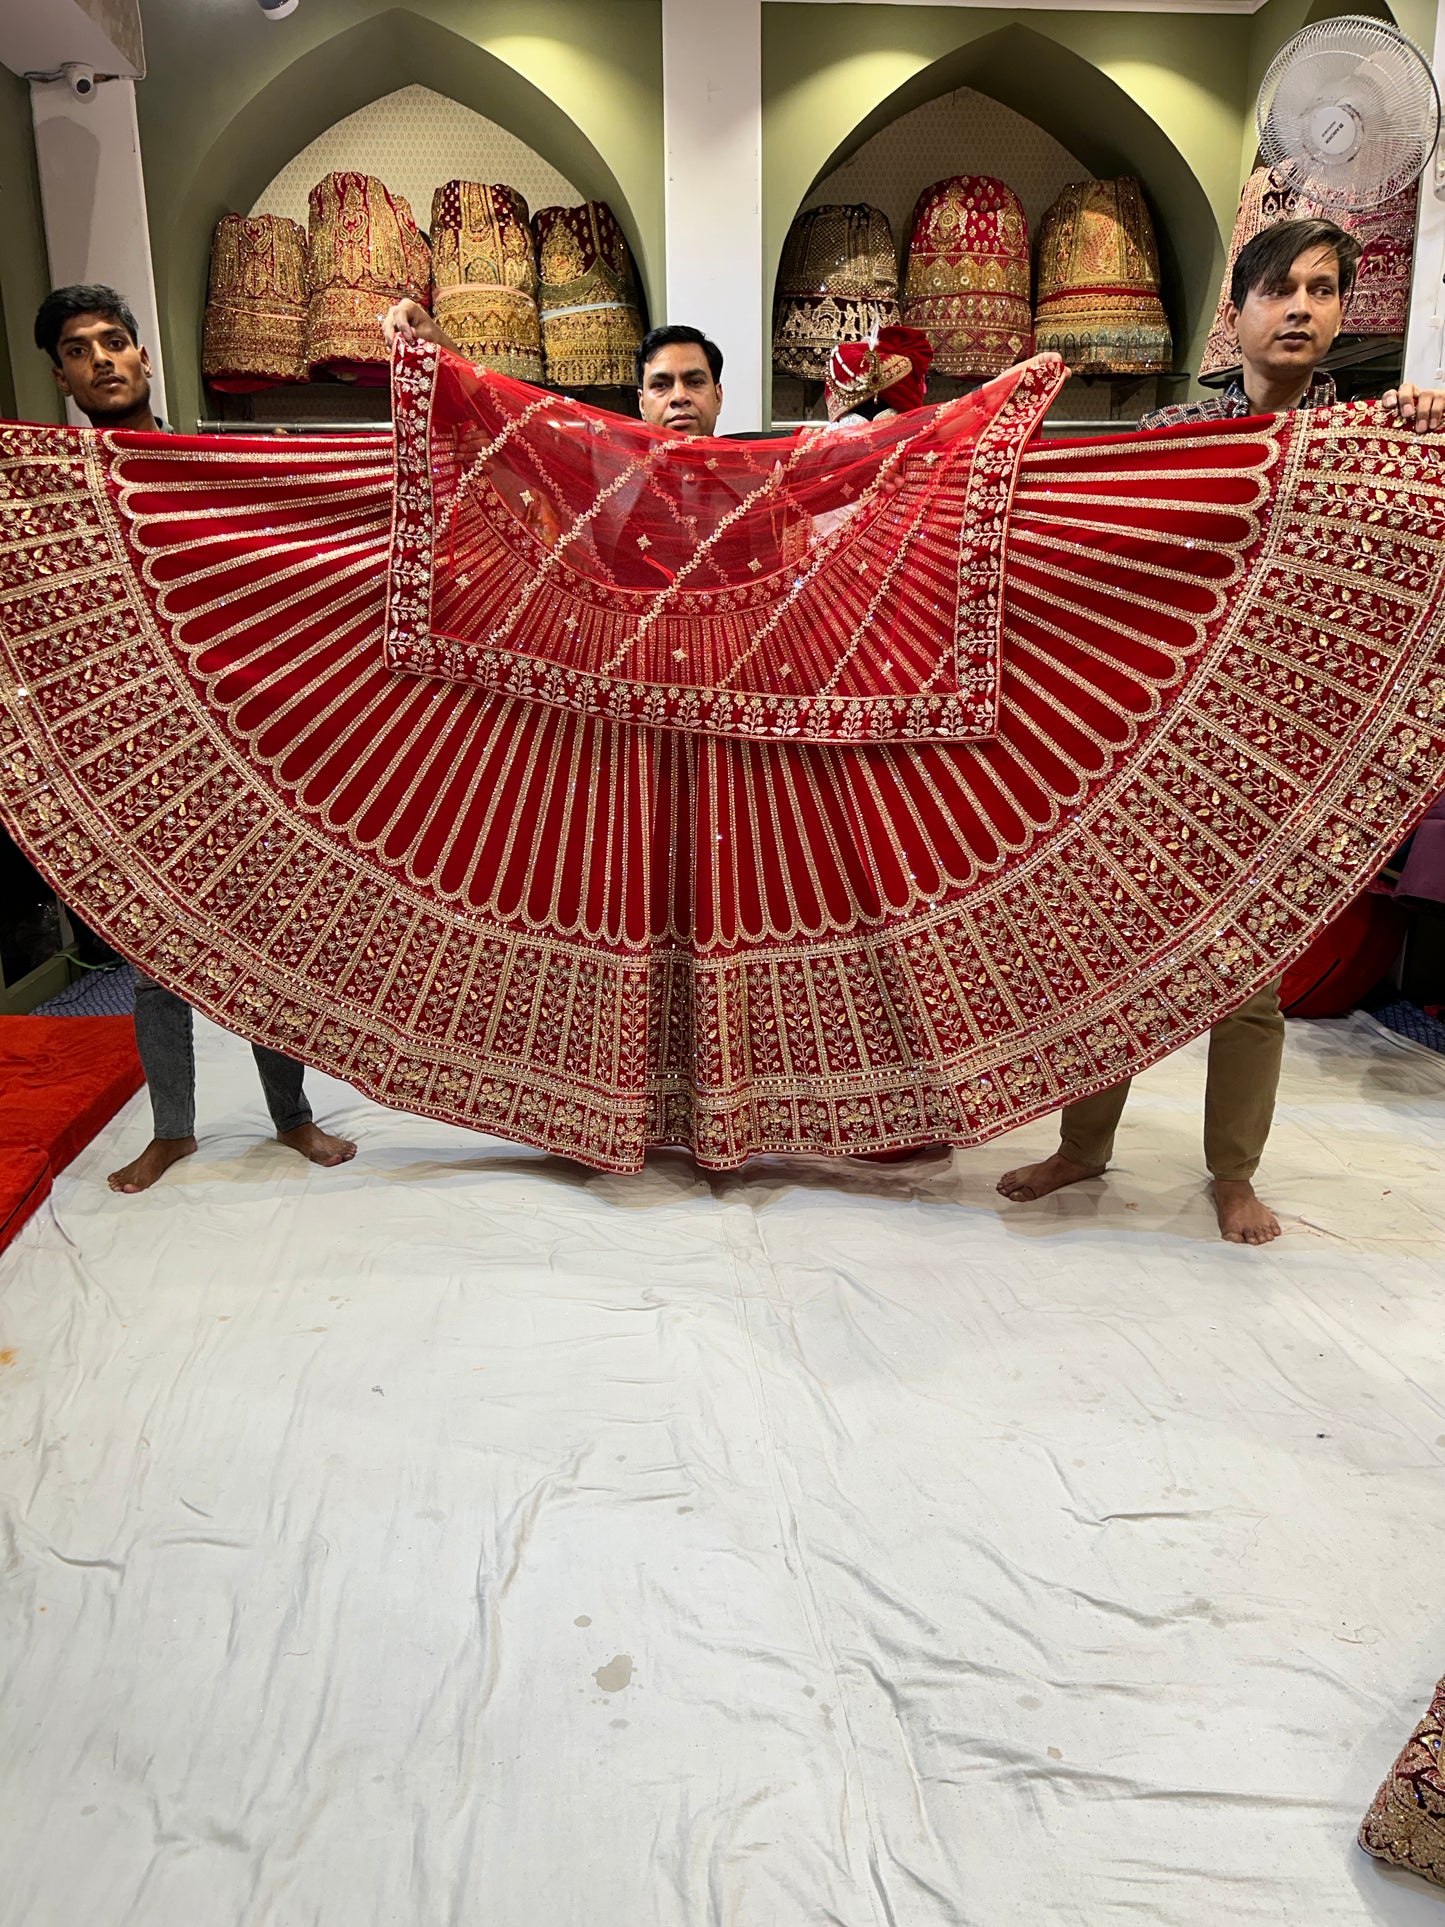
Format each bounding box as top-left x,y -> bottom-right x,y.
430,181 -> 543,382
901,176 -> 1032,380
1200,168 -> 1418,384
534,201 -> 643,388
1,338 -> 1444,1170
1360,1674 -> 1445,1888
304,172 -> 430,384
1033,177 -> 1172,377
1339,184 -> 1419,339
202,214 -> 308,392
773,204 -> 901,382
383,342 -> 1057,740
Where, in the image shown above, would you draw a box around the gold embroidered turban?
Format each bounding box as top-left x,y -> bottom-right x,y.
772,203 -> 901,382
1033,177 -> 1172,377
430,181 -> 543,382
901,176 -> 1032,380
202,213 -> 308,391
303,172 -> 430,383
1200,167 -> 1416,384
533,201 -> 643,388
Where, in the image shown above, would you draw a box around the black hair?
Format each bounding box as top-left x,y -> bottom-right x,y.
1229,218 -> 1362,312
33,285 -> 140,365
636,324 -> 723,389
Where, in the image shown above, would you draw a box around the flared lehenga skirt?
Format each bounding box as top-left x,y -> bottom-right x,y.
1,348 -> 1442,1169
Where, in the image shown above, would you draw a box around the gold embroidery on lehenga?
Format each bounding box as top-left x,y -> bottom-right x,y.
1,404 -> 1443,1169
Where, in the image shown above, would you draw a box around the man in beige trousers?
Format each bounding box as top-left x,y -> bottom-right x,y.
999,217 -> 1445,1244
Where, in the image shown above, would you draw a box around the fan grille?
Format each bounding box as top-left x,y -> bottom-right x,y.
1257,14 -> 1439,211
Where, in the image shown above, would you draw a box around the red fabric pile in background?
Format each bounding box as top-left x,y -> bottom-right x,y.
0,1017 -> 143,1252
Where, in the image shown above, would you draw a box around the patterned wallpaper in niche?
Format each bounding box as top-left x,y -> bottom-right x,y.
251,85 -> 581,230
807,87 -> 1087,256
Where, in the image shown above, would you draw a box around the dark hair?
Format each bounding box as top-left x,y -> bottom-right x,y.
34,285 -> 140,364
1230,218 -> 1362,311
636,324 -> 723,389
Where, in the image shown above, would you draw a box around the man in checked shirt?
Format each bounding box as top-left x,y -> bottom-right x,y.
999,217 -> 1445,1244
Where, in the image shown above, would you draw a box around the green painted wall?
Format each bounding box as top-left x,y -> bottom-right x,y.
133,0 -> 664,428
0,66 -> 63,425
101,0 -> 1444,421
764,5 -> 1260,390
1243,0 -> 1406,185
763,0 -> 1438,394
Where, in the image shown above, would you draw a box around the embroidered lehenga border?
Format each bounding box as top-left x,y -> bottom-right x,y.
1,359 -> 1443,1171
383,344 -> 1065,743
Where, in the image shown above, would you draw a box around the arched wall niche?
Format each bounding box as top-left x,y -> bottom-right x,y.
767,22 -> 1229,399
803,86 -> 1087,241
762,4 -> 1278,409
251,87 -> 585,232
148,6 -> 660,428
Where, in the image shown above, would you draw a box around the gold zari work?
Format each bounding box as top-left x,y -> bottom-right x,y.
431,180 -> 543,382
202,213 -> 308,390
773,204 -> 901,381
902,177 -> 1032,380
534,201 -> 643,388
304,171 -> 431,380
1034,177 -> 1172,377
0,391 -> 1444,1171
1360,1675 -> 1445,1889
1200,167 -> 1418,384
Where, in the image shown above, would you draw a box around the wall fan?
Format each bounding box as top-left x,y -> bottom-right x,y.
1256,14 -> 1440,211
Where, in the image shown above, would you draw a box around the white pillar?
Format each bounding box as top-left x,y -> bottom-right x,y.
29,76 -> 166,425
1403,1 -> 1445,388
661,0 -> 763,432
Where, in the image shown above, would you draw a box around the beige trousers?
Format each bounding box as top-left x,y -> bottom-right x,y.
1058,979 -> 1285,1182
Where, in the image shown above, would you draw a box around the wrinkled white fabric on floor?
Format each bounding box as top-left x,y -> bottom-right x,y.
1,1011 -> 1443,1926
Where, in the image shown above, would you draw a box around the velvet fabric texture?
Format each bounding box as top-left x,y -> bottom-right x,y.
202,214 -> 308,393
901,177 -> 1032,380
2,361 -> 1445,1168
0,1017 -> 144,1250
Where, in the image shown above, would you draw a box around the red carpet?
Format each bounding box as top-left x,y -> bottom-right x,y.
0,1016 -> 144,1253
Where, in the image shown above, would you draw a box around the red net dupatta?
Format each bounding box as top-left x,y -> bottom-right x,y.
384,339 -> 1065,744
0,403 -> 1443,1171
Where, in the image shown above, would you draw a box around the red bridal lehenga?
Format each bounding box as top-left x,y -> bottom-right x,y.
1,340 -> 1443,1169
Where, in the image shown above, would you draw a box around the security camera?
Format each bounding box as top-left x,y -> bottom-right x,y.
256,0 -> 300,17
62,62 -> 98,98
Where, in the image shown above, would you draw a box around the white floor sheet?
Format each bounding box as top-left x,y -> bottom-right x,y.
1,1011 -> 1443,1926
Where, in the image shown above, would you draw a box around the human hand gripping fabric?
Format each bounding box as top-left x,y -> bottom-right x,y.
1382,383 -> 1445,432
380,299 -> 461,357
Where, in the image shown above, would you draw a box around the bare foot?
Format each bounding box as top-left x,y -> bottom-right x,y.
277,1122 -> 357,1168
996,1150 -> 1103,1202
108,1136 -> 198,1193
1212,1177 -> 1281,1246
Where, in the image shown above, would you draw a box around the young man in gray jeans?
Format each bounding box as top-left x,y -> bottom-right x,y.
35,285 -> 357,1193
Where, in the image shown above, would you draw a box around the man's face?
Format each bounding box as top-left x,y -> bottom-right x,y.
53,312 -> 152,422
638,343 -> 722,437
1225,245 -> 1343,385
